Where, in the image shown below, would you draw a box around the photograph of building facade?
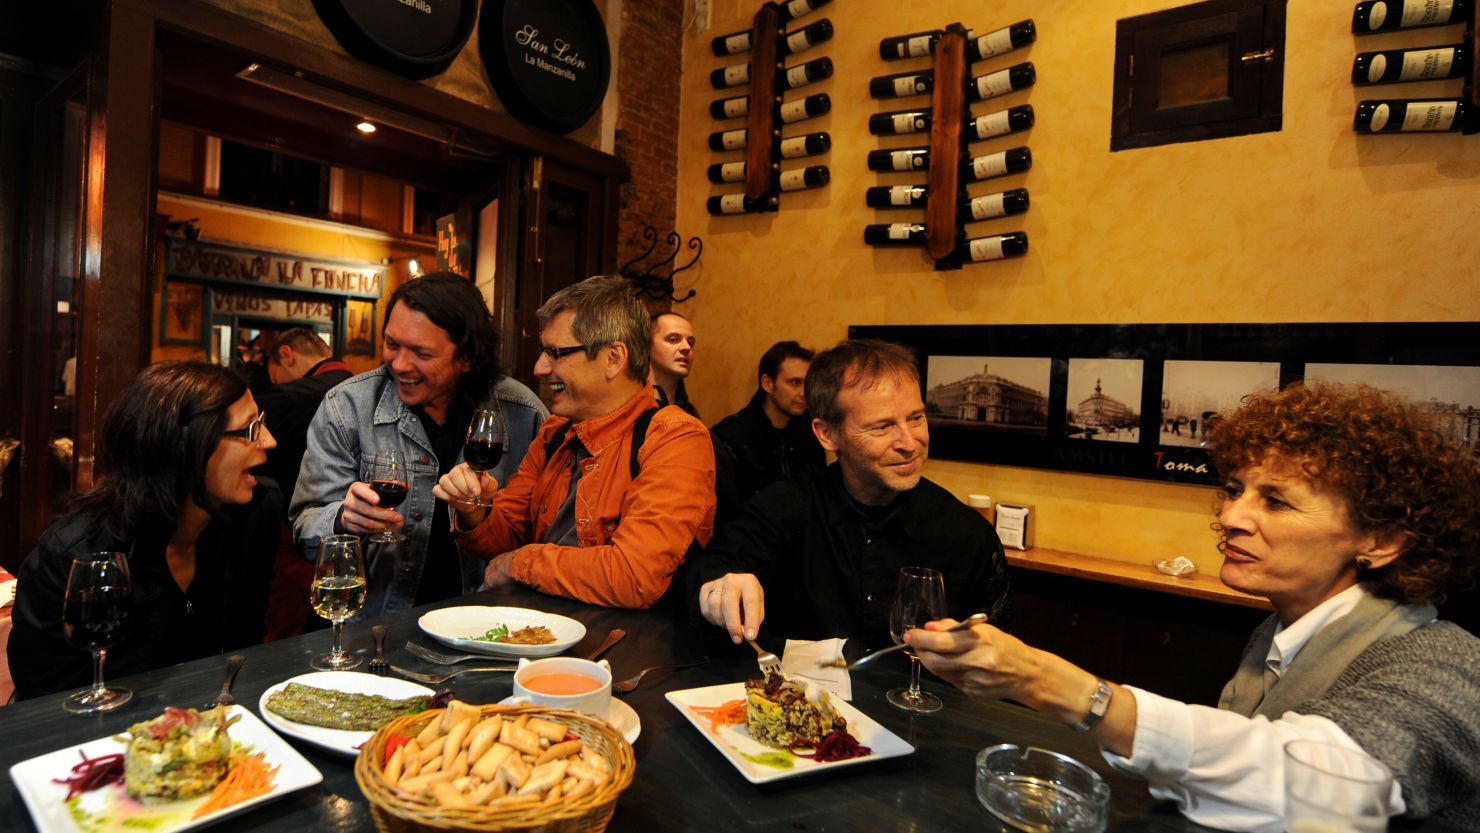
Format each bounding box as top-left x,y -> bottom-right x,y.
925,357 -> 1049,432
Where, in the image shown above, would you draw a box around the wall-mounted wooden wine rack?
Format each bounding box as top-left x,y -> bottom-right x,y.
1349,1 -> 1478,134
705,0 -> 836,215
863,20 -> 1037,269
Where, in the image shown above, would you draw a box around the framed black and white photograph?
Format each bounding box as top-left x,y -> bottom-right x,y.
1159,360 -> 1281,448
1306,362 -> 1480,456
925,355 -> 1051,435
1065,358 -> 1143,444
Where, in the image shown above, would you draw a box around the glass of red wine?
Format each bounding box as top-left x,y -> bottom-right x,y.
460,407 -> 505,506
62,551 -> 133,714
364,450 -> 409,543
887,566 -> 947,714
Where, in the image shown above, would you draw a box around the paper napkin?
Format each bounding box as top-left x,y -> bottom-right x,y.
781,638 -> 851,701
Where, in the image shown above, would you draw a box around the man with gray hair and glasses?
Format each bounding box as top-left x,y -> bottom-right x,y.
434,275 -> 716,609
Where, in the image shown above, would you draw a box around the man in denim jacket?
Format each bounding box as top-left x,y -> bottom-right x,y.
292,273 -> 546,616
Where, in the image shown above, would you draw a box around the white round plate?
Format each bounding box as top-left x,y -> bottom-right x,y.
499,695 -> 640,744
417,606 -> 586,658
258,671 -> 435,757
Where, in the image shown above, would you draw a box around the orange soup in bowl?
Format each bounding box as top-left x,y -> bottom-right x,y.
522,672 -> 604,696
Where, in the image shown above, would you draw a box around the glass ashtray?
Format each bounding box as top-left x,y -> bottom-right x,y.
976,744 -> 1111,833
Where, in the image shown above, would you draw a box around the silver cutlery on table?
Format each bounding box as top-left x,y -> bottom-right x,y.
747,639 -> 783,677
822,612 -> 990,671
391,664 -> 518,685
404,641 -> 486,665
369,626 -> 389,675
208,654 -> 245,708
613,657 -> 710,693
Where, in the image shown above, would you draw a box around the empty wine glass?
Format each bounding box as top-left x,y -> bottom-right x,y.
310,534 -> 367,671
62,552 -> 133,714
888,566 -> 947,714
460,407 -> 505,507
363,449 -> 409,543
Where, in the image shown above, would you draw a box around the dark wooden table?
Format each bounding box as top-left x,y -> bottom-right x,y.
0,586 -> 1426,833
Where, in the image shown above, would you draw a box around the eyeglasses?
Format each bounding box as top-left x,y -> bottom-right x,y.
538,343 -> 590,362
222,411 -> 268,445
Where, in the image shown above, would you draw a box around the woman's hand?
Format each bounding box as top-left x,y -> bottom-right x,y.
906,618 -> 1043,702
432,463 -> 497,528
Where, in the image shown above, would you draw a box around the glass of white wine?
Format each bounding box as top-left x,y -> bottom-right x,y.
887,565 -> 947,714
310,534 -> 367,671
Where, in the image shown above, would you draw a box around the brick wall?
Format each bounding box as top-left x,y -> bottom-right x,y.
614,0 -> 685,279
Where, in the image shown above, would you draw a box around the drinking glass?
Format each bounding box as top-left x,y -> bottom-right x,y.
363,449 -> 409,543
1284,740 -> 1392,833
459,407 -> 505,507
887,566 -> 947,714
61,551 -> 133,714
310,534 -> 367,671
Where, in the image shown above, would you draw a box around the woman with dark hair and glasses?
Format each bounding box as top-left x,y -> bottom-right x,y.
8,361 -> 281,699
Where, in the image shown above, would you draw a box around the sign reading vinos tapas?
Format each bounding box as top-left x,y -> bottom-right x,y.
479,0 -> 612,133
311,0 -> 477,79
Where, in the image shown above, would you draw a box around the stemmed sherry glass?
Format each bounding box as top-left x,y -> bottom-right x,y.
460,407 -> 505,506
887,566 -> 947,714
364,450 -> 409,543
62,551 -> 133,714
310,534 -> 367,671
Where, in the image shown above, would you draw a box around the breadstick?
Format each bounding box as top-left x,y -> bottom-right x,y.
400,769 -> 456,794
431,781 -> 471,808
499,723 -> 542,757
526,717 -> 567,742
409,735 -> 447,770
467,716 -> 504,762
443,717 -> 476,770
542,783 -> 563,805
467,780 -> 501,806
535,740 -> 582,765
384,745 -> 405,784
416,718 -> 442,747
471,743 -> 515,781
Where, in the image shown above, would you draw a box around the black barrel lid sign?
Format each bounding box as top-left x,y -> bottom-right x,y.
312,0 -> 477,79
479,0 -> 612,134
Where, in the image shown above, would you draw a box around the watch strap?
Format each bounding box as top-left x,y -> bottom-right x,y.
1071,678 -> 1113,732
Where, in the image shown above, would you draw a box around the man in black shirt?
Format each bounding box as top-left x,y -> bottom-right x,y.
257,328 -> 352,508
693,339 -> 1010,648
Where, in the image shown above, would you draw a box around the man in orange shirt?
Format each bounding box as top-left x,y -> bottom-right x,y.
434,275 -> 716,609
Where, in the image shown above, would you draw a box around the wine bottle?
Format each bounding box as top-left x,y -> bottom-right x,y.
1354,98 -> 1477,132
967,146 -> 1032,181
712,28 -> 752,56
971,105 -> 1035,141
967,19 -> 1037,62
867,146 -> 930,172
780,19 -> 834,56
779,131 -> 831,158
864,184 -> 928,208
1351,43 -> 1470,84
779,0 -> 832,22
783,56 -> 834,90
708,194 -> 770,215
707,161 -> 749,183
711,94 -> 750,120
779,165 -> 830,191
1352,0 -> 1473,32
880,30 -> 942,60
868,107 -> 932,136
869,69 -> 934,99
964,231 -> 1029,262
708,128 -> 749,152
780,93 -> 831,124
965,188 -> 1030,221
968,62 -> 1036,102
863,223 -> 927,246
710,62 -> 751,90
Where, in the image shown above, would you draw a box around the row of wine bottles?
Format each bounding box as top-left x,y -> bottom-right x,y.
866,186 -> 1029,219
862,226 -> 1030,262
869,61 -> 1035,100
867,146 -> 1032,181
876,20 -> 1035,63
712,55 -> 834,91
869,103 -> 1034,138
707,167 -> 830,216
1354,98 -> 1478,131
1352,42 -> 1471,84
1351,0 -> 1473,32
706,131 -> 832,163
713,18 -> 833,58
710,0 -> 833,54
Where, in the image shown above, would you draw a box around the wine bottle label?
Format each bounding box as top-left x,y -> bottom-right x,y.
779,136 -> 809,157
785,0 -> 817,17
974,111 -> 1013,139
1401,47 -> 1455,79
969,194 -> 1008,220
724,65 -> 750,86
975,27 -> 1014,59
780,100 -> 807,122
976,69 -> 1013,99
972,152 -> 1009,179
720,130 -> 746,150
893,113 -> 927,133
786,65 -> 810,87
787,30 -> 812,52
1401,0 -> 1453,27
903,35 -> 934,57
888,224 -> 916,240
889,185 -> 922,205
719,194 -> 748,213
723,97 -> 749,118
1401,100 -> 1458,130
969,236 -> 1008,261
892,150 -> 925,170
719,162 -> 746,182
894,76 -> 926,96
723,33 -> 751,54
779,169 -> 808,190
1366,55 -> 1389,82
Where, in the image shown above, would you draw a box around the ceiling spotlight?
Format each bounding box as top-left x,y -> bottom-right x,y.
356,121 -> 377,134
408,258 -> 421,275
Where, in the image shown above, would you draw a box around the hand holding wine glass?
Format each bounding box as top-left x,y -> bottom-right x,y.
459,407 -> 505,507
310,534 -> 367,671
363,450 -> 409,543
62,551 -> 133,714
888,566 -> 947,714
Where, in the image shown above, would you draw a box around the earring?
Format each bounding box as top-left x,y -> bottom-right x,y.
1356,557 -> 1372,570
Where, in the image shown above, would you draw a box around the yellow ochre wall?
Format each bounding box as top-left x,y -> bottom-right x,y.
676,0 -> 1480,572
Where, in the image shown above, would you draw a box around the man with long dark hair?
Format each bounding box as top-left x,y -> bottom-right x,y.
293,272 -> 546,616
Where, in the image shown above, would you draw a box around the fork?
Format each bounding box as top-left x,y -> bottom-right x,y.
404,641 -> 486,665
613,657 -> 710,693
747,639 -> 783,678
391,664 -> 517,685
207,654 -> 245,708
369,626 -> 389,675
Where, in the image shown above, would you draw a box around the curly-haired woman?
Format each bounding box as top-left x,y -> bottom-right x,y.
910,382 -> 1480,831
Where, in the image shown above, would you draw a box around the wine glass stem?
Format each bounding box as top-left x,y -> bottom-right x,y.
90,647 -> 108,696
907,654 -> 923,699
331,619 -> 345,658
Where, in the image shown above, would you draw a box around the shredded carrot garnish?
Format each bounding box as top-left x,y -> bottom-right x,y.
191,752 -> 280,819
690,699 -> 748,736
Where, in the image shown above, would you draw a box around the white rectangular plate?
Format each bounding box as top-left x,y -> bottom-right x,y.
10,705 -> 323,833
258,670 -> 435,757
666,683 -> 913,784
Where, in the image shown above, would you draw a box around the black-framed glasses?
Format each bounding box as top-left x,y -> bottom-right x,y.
539,343 -> 590,362
222,411 -> 267,445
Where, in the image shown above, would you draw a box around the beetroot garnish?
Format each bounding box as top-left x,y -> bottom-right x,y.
52,750 -> 125,799
790,728 -> 872,762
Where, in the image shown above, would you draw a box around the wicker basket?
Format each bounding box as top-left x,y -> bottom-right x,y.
354,704 -> 636,833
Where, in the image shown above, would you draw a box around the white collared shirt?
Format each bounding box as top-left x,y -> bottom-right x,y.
1103,584 -> 1416,833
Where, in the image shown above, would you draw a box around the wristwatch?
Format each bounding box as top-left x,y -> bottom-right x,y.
1071,679 -> 1113,732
